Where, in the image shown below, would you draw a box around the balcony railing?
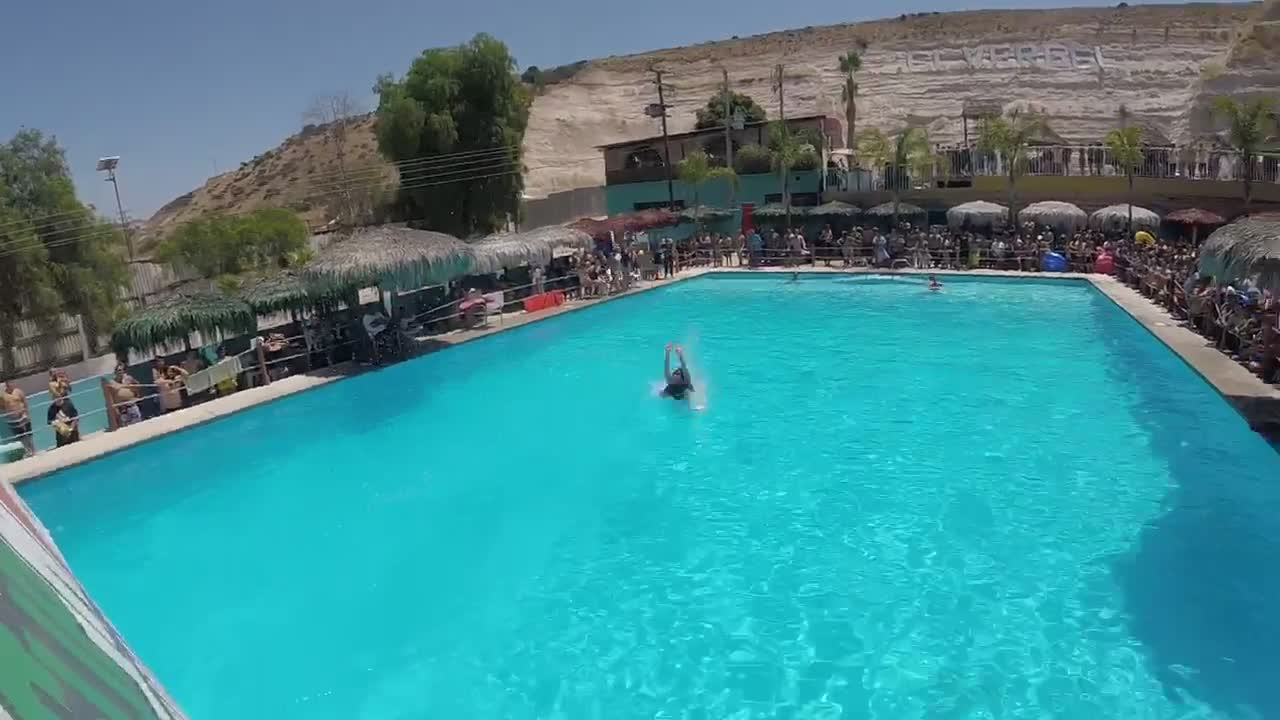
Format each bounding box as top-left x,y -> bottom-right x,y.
830,145 -> 1280,191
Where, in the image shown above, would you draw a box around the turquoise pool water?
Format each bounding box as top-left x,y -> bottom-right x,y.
21,275 -> 1280,720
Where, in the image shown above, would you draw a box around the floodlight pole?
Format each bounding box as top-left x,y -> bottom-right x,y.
101,165 -> 134,262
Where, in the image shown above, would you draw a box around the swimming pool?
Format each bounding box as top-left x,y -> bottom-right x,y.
21,274 -> 1280,719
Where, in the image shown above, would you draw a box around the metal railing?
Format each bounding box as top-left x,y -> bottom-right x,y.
833,145 -> 1280,190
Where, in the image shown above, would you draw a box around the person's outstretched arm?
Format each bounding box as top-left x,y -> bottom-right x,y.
664,343 -> 673,382
676,346 -> 691,386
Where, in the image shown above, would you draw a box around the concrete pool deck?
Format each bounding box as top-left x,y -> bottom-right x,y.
4,266 -> 1278,485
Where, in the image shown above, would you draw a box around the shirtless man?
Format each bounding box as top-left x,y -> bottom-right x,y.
108,364 -> 142,427
2,379 -> 34,456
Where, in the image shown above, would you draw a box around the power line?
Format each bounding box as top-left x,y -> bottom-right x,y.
0,159 -> 525,262
300,150 -> 518,194
280,145 -> 520,187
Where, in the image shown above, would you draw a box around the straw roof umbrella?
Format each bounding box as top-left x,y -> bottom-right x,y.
470,234 -> 554,274
1165,208 -> 1226,244
527,225 -> 593,252
946,200 -> 1008,231
234,271 -> 349,315
808,201 -> 861,217
1018,201 -> 1088,234
1198,216 -> 1280,290
111,292 -> 256,356
680,206 -> 735,223
865,201 -> 925,217
304,226 -> 474,292
1088,204 -> 1161,233
752,202 -> 794,218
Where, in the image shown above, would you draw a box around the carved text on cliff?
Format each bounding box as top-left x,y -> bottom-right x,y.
892,44 -> 1106,73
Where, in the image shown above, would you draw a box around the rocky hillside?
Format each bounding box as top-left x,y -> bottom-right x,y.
523,3 -> 1258,197
148,3 -> 1266,236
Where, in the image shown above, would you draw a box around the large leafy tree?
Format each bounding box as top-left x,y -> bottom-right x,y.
977,109 -> 1049,225
677,150 -> 737,217
157,208 -> 309,283
375,33 -> 531,237
838,50 -> 862,152
1105,106 -> 1146,234
1212,96 -> 1277,207
769,122 -> 803,227
694,90 -> 766,130
856,127 -> 932,226
0,129 -> 128,354
0,207 -> 61,371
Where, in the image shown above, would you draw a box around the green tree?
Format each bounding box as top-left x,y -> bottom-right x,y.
695,90 -> 766,130
158,209 -> 308,283
374,33 -> 531,237
0,130 -> 128,351
856,127 -> 932,226
677,150 -> 737,218
1212,96 -> 1277,207
977,109 -> 1048,224
838,50 -> 863,152
0,206 -> 61,371
769,122 -> 803,227
1105,106 -> 1145,234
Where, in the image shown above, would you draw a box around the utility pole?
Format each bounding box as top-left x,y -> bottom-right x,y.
722,68 -> 738,207
649,68 -> 676,211
772,64 -> 791,228
96,156 -> 134,263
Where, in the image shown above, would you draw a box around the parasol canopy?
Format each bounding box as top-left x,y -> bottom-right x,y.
304,226 -> 474,292
1088,204 -> 1161,233
808,201 -> 861,217
233,271 -> 349,315
1165,208 -> 1226,226
680,206 -> 735,223
111,292 -> 256,355
568,209 -> 679,239
1198,216 -> 1280,291
752,202 -> 804,218
1017,201 -> 1088,233
865,201 -> 925,217
471,233 -> 554,274
946,200 -> 1009,231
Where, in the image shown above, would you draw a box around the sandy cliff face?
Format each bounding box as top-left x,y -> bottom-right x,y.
1184,0 -> 1280,136
523,3 -> 1257,198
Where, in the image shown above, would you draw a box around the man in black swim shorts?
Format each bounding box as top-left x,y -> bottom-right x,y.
661,344 -> 694,400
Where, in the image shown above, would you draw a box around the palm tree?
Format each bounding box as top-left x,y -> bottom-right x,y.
1105,106 -> 1145,235
977,109 -> 1048,226
856,127 -> 931,227
769,122 -> 802,228
838,51 -> 862,154
1212,96 -> 1277,207
677,150 -> 738,226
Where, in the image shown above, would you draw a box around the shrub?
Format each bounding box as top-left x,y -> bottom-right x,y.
792,147 -> 820,171
734,144 -> 773,174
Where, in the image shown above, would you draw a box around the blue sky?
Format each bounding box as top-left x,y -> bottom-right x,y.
1,0 -> 1207,219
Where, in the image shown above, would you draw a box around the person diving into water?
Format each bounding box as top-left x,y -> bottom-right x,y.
661,343 -> 694,400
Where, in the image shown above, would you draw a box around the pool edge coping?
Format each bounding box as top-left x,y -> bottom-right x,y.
5,266 -> 1277,486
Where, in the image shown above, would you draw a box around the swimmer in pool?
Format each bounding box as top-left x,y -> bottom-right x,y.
928,275 -> 943,292
661,343 -> 694,400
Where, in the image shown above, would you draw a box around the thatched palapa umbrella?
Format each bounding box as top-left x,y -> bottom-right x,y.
1198,216 -> 1280,291
1018,201 -> 1088,234
808,201 -> 860,218
752,202 -> 795,218
305,226 -> 474,292
946,201 -> 1008,231
865,202 -> 925,218
234,271 -> 349,315
111,292 -> 256,355
1089,204 -> 1161,234
471,233 -> 554,274
1165,208 -> 1226,244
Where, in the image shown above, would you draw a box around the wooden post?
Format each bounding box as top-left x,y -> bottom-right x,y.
101,378 -> 118,431
257,342 -> 271,386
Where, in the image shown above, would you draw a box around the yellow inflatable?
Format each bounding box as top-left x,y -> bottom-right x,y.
1135,230 -> 1155,246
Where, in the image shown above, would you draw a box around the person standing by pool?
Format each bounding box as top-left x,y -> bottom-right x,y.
2,379 -> 34,456
47,394 -> 80,448
661,344 -> 694,401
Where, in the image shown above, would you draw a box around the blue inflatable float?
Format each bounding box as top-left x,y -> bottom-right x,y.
1042,251 -> 1068,272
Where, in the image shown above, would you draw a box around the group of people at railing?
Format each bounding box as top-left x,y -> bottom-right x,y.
1117,242 -> 1279,384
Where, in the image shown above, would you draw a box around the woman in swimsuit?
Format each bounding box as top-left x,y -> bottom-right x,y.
661,344 -> 693,400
